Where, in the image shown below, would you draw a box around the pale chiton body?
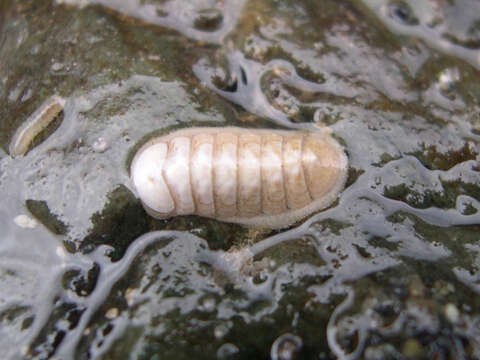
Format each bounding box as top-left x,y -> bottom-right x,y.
130,127 -> 348,229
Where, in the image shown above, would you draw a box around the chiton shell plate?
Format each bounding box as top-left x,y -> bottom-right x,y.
130,127 -> 348,229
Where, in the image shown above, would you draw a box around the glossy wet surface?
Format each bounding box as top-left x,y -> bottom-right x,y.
0,0 -> 479,359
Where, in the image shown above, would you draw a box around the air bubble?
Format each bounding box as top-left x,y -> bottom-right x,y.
437,67 -> 460,92
270,333 -> 303,360
51,62 -> 64,72
216,343 -> 239,359
105,307 -> 119,319
13,214 -> 37,229
92,137 -> 109,153
214,322 -> 232,339
198,295 -> 216,312
211,66 -> 238,92
387,1 -> 419,26
252,271 -> 268,284
444,303 -> 460,324
193,8 -> 223,32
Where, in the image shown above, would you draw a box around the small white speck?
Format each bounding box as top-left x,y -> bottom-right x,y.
214,322 -> 231,339
14,214 -> 37,229
21,88 -> 33,102
51,62 -> 64,72
92,137 -> 108,153
199,296 -> 216,312
21,346 -> 29,355
54,0 -> 90,8
147,54 -> 161,61
270,333 -> 303,360
30,44 -> 41,55
125,288 -> 136,306
445,303 -> 460,323
217,343 -> 239,358
56,246 -> 67,258
438,68 -> 460,91
106,307 -> 119,319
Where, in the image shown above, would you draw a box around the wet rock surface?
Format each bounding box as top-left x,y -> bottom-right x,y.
0,0 -> 479,359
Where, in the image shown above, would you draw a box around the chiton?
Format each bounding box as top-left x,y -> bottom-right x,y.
130,127 -> 348,229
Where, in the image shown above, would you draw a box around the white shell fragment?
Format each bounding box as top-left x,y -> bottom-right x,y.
9,95 -> 66,157
130,127 -> 348,229
13,214 -> 37,229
